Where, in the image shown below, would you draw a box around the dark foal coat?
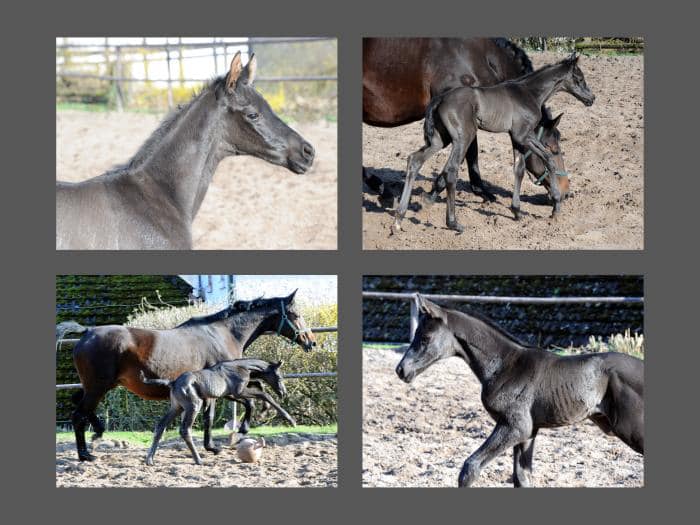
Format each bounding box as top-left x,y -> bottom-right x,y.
395,296 -> 643,487
55,291 -> 316,462
362,37 -> 567,205
141,359 -> 294,465
392,54 -> 595,234
56,52 -> 315,250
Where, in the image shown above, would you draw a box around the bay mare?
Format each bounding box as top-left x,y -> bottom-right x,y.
56,52 -> 315,250
362,38 -> 568,205
396,295 -> 643,487
55,291 -> 315,461
392,54 -> 594,234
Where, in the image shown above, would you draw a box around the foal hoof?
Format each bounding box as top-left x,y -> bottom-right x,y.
447,220 -> 465,234
288,417 -> 297,427
145,457 -> 155,466
390,221 -> 403,235
206,447 -> 222,455
550,209 -> 561,220
78,452 -> 97,462
511,207 -> 522,221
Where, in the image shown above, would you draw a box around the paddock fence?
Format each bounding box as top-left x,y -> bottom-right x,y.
56,37 -> 337,118
362,291 -> 644,343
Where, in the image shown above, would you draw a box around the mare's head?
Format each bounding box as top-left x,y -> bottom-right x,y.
525,112 -> 570,196
559,53 -> 595,106
260,361 -> 287,398
216,51 -> 315,173
396,295 -> 460,383
236,290 -> 317,351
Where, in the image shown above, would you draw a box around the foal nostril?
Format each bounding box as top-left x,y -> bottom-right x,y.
302,142 -> 315,161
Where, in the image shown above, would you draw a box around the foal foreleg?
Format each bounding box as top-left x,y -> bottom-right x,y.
243,388 -> 296,427
511,150 -> 527,221
526,135 -> 562,217
458,422 -> 529,487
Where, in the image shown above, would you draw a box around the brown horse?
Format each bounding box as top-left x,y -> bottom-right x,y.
362,38 -> 568,204
55,291 -> 315,461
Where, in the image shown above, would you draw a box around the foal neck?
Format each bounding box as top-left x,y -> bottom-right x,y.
447,310 -> 525,383
520,62 -> 569,108
138,89 -> 226,221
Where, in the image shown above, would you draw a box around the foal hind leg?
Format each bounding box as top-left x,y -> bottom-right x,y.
459,421 -> 531,487
391,135 -> 444,234
444,137 -> 470,233
606,373 -> 644,454
202,400 -> 221,455
146,406 -> 182,466
180,397 -> 204,465
513,430 -> 538,487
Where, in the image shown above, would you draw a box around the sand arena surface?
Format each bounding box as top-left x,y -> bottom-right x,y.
363,52 -> 643,250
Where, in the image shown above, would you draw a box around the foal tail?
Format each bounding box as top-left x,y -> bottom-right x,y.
423,93 -> 446,145
55,321 -> 89,343
139,370 -> 172,388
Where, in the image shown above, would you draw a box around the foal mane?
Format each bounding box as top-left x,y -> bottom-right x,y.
446,303 -> 539,350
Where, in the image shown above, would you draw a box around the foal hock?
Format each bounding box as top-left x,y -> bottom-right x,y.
141,359 -> 294,465
395,295 -> 643,487
392,53 -> 594,234
56,51 -> 315,250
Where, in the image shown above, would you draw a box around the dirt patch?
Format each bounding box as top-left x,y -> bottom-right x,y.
56,433 -> 337,488
56,111 -> 337,250
362,52 -> 643,250
363,347 -> 643,487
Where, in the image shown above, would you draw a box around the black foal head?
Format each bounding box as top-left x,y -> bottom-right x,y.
560,53 -> 595,107
216,51 -> 315,173
396,295 -> 460,383
258,361 -> 287,398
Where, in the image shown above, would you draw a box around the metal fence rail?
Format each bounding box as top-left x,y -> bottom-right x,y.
362,291 -> 644,342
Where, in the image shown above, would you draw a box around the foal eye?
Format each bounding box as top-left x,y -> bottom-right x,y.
246,113 -> 260,121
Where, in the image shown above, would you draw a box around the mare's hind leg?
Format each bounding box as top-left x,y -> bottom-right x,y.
71,387 -> 110,461
146,406 -> 182,466
459,421 -> 531,487
180,398 -> 204,465
513,430 -> 538,487
202,399 -> 221,455
391,135 -> 444,234
511,150 -> 527,220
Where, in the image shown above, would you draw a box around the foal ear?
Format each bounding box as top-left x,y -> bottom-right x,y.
416,294 -> 444,319
226,51 -> 244,92
240,54 -> 257,86
273,360 -> 283,369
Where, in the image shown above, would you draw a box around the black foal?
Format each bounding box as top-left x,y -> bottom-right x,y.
392,53 -> 594,234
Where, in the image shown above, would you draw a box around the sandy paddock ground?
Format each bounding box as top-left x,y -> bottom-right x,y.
56,111 -> 337,250
362,52 -> 644,250
363,347 -> 644,487
56,433 -> 337,488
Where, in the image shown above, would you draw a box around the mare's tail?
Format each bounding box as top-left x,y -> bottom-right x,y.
139,370 -> 172,388
423,93 -> 446,144
55,321 -> 89,342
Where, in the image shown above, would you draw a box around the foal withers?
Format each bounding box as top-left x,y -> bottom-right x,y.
141,359 -> 295,465
392,53 -> 595,234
